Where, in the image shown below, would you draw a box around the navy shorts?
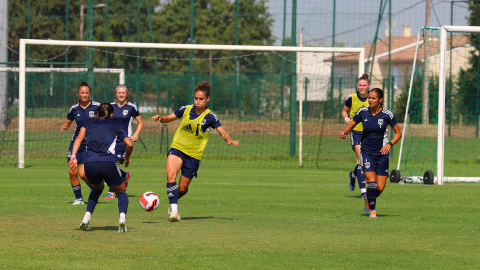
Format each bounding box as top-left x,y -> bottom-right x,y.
84,161 -> 125,187
115,141 -> 126,164
167,148 -> 201,179
350,130 -> 362,150
67,141 -> 86,164
361,150 -> 389,176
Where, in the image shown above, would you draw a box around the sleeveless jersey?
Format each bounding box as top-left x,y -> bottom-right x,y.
349,93 -> 369,131
171,105 -> 212,160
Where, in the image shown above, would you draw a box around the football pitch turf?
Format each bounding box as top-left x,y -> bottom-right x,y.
1,166 -> 479,269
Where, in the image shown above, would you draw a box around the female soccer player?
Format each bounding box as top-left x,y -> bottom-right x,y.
70,103 -> 133,232
60,82 -> 100,205
340,88 -> 401,218
104,84 -> 144,199
151,81 -> 240,222
341,73 -> 370,198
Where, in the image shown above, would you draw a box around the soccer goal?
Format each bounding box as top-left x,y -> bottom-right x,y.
13,38 -> 365,169
396,26 -> 480,185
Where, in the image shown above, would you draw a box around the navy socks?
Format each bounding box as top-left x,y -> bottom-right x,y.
116,190 -> 129,214
86,188 -> 103,214
366,182 -> 377,211
167,182 -> 179,205
72,185 -> 83,200
357,165 -> 366,191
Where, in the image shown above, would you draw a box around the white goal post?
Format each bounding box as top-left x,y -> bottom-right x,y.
17,38 -> 365,168
397,25 -> 480,185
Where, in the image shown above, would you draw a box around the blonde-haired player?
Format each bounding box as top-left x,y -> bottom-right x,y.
341,73 -> 370,198
151,81 -> 240,222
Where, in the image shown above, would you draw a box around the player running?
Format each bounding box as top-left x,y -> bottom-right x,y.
339,88 -> 401,218
341,73 -> 370,198
104,84 -> 144,199
70,103 -> 133,232
151,81 -> 240,222
60,82 -> 99,205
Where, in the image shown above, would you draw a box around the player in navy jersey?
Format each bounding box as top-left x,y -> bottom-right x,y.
70,103 -> 133,232
341,73 -> 370,198
60,82 -> 100,205
340,88 -> 402,218
151,81 -> 240,222
104,84 -> 144,199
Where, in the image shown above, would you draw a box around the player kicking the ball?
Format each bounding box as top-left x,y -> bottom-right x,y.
151,81 -> 240,222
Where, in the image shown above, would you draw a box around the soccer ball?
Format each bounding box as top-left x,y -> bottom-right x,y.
140,191 -> 160,212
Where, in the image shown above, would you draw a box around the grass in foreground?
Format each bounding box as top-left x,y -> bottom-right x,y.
1,166 -> 480,269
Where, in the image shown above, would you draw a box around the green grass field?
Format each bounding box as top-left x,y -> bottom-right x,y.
1,165 -> 480,269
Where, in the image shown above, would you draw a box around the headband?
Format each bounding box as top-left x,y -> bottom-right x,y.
115,84 -> 128,92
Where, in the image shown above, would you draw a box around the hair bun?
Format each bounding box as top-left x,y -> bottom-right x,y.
361,73 -> 369,79
199,81 -> 210,88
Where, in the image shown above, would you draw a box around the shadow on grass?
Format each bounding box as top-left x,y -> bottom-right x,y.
181,216 -> 215,220
86,226 -> 132,232
360,214 -> 401,218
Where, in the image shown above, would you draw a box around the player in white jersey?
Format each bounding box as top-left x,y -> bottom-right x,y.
104,85 -> 144,199
59,82 -> 100,205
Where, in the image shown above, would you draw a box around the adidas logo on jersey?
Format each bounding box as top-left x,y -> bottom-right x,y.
182,124 -> 194,133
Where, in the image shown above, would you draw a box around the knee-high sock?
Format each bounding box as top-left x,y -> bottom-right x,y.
376,189 -> 384,198
86,187 -> 104,214
116,190 -> 129,214
72,185 -> 83,200
366,182 -> 377,211
357,165 -> 366,193
352,165 -> 358,177
167,182 -> 179,205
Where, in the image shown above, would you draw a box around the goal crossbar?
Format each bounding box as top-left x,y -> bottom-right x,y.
17,38 -> 365,168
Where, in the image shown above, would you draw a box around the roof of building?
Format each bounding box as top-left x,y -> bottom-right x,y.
325,35 -> 471,62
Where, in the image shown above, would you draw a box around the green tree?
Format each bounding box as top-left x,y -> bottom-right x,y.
153,0 -> 274,73
455,1 -> 480,125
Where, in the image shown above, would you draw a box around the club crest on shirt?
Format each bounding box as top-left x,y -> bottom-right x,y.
89,111 -> 94,117
123,110 -> 128,116
378,119 -> 383,127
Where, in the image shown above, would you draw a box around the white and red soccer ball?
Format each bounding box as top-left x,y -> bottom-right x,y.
140,191 -> 160,212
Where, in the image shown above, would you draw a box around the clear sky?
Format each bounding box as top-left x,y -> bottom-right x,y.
265,0 -> 470,47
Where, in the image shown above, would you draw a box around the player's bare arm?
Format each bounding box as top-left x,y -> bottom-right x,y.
151,113 -> 178,123
131,115 -> 144,142
216,126 -> 240,146
340,120 -> 358,139
341,105 -> 352,124
60,119 -> 73,132
380,124 -> 402,155
69,127 -> 86,171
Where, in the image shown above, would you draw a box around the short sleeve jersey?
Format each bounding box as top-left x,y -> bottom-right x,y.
352,108 -> 398,154
174,105 -> 222,132
111,102 -> 140,140
344,92 -> 368,108
345,92 -> 369,132
66,101 -> 100,147
83,117 -> 129,163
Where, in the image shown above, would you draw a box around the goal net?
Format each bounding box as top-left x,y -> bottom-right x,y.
3,39 -> 365,169
398,26 -> 480,184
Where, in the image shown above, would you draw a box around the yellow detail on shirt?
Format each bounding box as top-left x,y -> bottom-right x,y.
350,93 -> 369,131
171,105 -> 211,160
